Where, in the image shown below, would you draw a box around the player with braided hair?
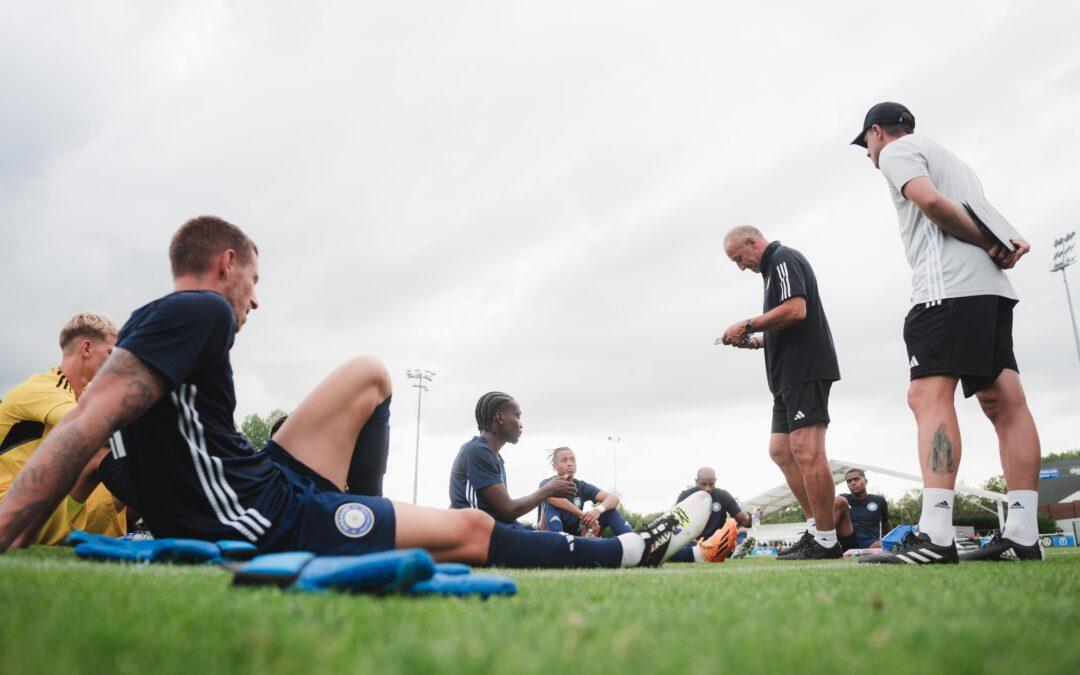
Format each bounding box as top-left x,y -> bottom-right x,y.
451,392 -> 577,527
537,447 -> 632,537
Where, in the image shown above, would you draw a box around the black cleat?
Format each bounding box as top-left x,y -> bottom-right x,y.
959,533 -> 1044,562
782,538 -> 842,560
777,531 -> 813,559
859,532 -> 958,565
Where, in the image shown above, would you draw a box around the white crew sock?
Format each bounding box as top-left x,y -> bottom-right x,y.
1002,490 -> 1039,546
806,518 -> 816,536
691,543 -> 705,563
918,488 -> 955,546
617,532 -> 645,567
814,529 -> 837,548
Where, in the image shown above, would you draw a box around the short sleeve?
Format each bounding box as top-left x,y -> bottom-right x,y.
676,487 -> 693,504
466,446 -> 504,491
578,481 -> 601,503
41,400 -> 75,426
877,497 -> 890,521
878,139 -> 930,199
118,293 -> 235,387
15,383 -> 75,426
718,490 -> 741,517
773,255 -> 807,303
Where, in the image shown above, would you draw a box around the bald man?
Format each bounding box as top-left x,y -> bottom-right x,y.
718,226 -> 842,560
675,467 -> 750,540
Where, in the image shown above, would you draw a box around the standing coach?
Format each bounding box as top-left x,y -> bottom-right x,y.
851,102 -> 1042,564
717,226 -> 842,560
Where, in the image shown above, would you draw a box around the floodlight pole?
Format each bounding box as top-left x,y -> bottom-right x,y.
406,369 -> 435,504
1051,231 -> 1080,367
606,436 -> 621,494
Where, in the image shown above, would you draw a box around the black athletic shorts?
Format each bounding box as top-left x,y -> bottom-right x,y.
903,295 -> 1018,398
770,380 -> 832,434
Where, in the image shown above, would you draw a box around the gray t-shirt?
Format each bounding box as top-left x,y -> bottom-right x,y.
878,134 -> 1016,305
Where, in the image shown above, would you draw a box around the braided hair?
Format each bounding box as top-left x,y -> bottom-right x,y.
547,447 -> 573,466
475,391 -> 515,432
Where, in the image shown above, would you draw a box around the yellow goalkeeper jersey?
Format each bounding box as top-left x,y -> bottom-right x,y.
0,368 -> 125,544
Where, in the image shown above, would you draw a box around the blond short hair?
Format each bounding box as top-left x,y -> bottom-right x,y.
59,312 -> 118,353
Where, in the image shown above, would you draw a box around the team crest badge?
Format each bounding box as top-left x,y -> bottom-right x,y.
867,502 -> 878,512
335,503 -> 375,538
711,502 -> 722,513
573,497 -> 582,508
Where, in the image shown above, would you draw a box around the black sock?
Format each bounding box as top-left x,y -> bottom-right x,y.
486,522 -> 623,568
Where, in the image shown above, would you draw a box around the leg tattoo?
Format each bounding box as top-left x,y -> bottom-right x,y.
930,424 -> 954,475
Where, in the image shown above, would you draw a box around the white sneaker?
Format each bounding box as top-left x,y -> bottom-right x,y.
637,490 -> 712,566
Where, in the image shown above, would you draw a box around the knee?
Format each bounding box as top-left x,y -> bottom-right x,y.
978,386 -> 1026,427
907,383 -> 949,417
788,435 -> 821,467
343,355 -> 392,399
833,496 -> 849,512
460,508 -> 494,549
768,443 -> 794,468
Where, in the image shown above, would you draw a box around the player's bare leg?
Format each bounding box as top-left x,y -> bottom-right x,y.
273,356 -> 392,490
392,502 -> 493,563
908,375 -> 963,490
768,433 -> 812,515
832,496 -> 855,540
974,369 -> 1039,491
788,424 -> 834,532
968,368 -> 1043,554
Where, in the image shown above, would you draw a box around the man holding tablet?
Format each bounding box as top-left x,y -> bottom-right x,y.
852,102 -> 1043,563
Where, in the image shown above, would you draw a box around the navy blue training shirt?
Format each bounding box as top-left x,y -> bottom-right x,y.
842,493 -> 890,547
677,487 -> 741,539
108,291 -> 283,543
537,476 -> 602,531
449,436 -> 508,521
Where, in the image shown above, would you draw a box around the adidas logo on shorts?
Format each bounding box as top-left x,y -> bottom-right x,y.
909,355 -> 919,368
793,410 -> 805,421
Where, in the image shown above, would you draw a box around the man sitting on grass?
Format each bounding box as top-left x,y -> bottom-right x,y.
0,313 -> 126,544
449,392 -> 578,530
0,215 -> 710,570
537,447 -> 632,537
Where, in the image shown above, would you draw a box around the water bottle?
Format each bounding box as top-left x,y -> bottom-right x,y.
751,509 -> 761,531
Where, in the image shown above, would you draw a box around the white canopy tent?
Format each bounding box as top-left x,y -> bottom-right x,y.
739,458 -> 1008,529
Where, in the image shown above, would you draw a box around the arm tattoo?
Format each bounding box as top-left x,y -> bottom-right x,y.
0,348 -> 166,549
930,424 -> 954,475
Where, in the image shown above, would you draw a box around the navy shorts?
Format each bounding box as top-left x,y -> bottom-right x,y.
770,380 -> 832,434
254,441 -> 397,556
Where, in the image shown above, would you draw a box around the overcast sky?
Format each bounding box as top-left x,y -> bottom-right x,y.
3,1 -> 1079,514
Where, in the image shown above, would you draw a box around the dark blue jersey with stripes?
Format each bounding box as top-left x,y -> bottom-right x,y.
842,493 -> 889,548
760,241 -> 840,394
108,291 -> 283,543
448,436 -> 508,520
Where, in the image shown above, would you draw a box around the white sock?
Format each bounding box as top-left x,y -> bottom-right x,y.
806,518 -> 816,536
918,488 -> 955,546
814,529 -> 837,548
691,543 -> 705,563
617,532 -> 645,567
1002,490 -> 1039,546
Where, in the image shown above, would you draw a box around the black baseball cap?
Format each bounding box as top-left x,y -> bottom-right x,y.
851,101 -> 914,147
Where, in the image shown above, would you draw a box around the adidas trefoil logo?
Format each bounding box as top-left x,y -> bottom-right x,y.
1009,501 -> 1024,509
933,500 -> 950,508
793,410 -> 806,421
909,355 -> 919,368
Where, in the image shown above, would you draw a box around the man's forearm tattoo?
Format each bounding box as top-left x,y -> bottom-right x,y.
930,424 -> 954,475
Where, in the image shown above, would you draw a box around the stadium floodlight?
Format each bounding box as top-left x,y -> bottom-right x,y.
1051,231 -> 1080,367
406,369 -> 436,504
606,436 -> 621,494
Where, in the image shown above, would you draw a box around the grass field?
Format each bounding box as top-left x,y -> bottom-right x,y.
2,546 -> 1078,675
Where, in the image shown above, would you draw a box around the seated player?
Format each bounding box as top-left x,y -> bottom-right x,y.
537,447 -> 632,537
834,469 -> 891,549
449,392 -> 579,529
0,216 -> 711,570
0,313 -> 126,544
666,467 -> 752,563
